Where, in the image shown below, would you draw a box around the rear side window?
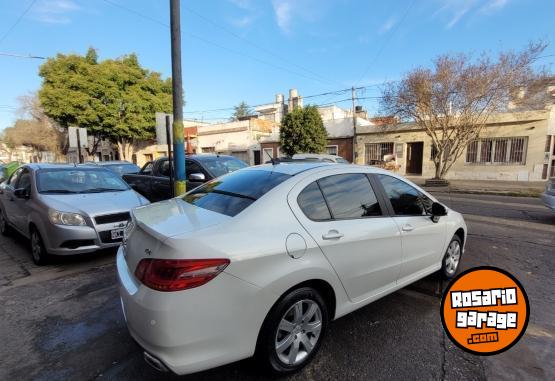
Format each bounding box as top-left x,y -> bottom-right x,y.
318,174 -> 382,218
377,174 -> 432,216
297,182 -> 331,221
183,170 -> 291,217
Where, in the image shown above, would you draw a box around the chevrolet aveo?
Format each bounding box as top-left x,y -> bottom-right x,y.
117,162 -> 466,375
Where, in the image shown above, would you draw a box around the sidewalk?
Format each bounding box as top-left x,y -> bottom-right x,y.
406,178 -> 546,197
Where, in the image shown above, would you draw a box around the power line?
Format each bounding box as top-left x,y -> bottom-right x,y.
355,0 -> 416,86
182,5 -> 340,87
100,0 -> 334,86
182,85 -> 382,114
0,51 -> 45,59
0,0 -> 38,45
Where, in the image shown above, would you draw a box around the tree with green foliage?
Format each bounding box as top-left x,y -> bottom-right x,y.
38,47 -> 172,160
279,105 -> 327,157
230,101 -> 253,121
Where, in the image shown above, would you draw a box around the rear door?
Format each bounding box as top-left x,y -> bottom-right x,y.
288,168 -> 403,303
374,174 -> 447,282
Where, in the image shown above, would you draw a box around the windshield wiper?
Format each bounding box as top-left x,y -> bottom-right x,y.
81,188 -> 127,193
40,189 -> 77,194
211,189 -> 257,201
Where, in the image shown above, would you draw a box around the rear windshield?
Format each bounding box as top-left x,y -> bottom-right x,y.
183,169 -> 291,217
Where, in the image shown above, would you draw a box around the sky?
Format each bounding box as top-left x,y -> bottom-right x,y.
0,0 -> 554,130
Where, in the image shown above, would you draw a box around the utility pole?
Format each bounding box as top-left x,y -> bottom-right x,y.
351,86 -> 357,163
170,0 -> 186,196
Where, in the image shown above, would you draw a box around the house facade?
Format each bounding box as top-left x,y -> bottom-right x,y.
355,109 -> 555,181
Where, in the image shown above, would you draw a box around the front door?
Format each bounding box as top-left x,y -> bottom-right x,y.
375,174 -> 447,282
406,142 -> 423,175
288,170 -> 403,303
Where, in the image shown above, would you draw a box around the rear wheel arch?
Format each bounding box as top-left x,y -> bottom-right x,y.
256,278 -> 336,346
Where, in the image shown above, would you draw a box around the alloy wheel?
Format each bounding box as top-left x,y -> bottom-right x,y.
444,240 -> 461,276
274,299 -> 322,366
31,231 -> 43,263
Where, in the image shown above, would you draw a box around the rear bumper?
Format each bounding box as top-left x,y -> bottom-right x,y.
116,247 -> 273,375
540,192 -> 555,211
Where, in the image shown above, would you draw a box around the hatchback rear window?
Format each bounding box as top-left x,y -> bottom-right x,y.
183,169 -> 291,217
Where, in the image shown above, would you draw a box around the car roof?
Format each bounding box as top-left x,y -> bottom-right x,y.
243,162 -> 397,176
292,153 -> 344,160
97,161 -> 135,165
25,163 -> 113,170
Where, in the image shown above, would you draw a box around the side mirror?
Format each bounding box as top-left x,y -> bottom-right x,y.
431,202 -> 447,223
188,173 -> 206,182
14,188 -> 30,199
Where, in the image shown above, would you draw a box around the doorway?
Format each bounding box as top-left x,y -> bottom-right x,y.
253,150 -> 261,165
406,142 -> 423,175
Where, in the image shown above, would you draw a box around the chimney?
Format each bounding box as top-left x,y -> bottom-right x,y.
288,88 -> 303,110
355,105 -> 367,119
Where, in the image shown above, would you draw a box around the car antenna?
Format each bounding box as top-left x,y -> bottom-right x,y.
264,149 -> 277,165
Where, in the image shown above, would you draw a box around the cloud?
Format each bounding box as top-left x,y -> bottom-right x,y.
32,0 -> 80,24
434,0 -> 509,29
272,0 -> 294,33
379,17 -> 396,35
229,15 -> 256,28
228,0 -> 252,10
480,0 -> 508,13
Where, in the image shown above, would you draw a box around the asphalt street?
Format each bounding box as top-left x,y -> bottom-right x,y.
0,192 -> 553,381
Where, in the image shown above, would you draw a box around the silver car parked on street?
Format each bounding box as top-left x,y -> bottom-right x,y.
0,164 -> 149,265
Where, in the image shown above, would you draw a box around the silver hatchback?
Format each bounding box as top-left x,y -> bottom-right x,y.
0,164 -> 149,265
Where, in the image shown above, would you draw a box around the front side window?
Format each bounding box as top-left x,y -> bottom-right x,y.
8,168 -> 23,188
465,137 -> 527,165
183,169 -> 290,217
318,174 -> 382,219
297,182 -> 331,221
377,174 -> 432,216
17,170 -> 32,191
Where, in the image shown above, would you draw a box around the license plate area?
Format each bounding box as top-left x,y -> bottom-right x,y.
111,229 -> 124,240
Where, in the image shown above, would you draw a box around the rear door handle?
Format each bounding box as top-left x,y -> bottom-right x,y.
322,230 -> 344,240
402,224 -> 414,232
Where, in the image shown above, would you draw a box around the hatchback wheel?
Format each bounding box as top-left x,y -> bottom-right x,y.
441,235 -> 462,279
0,211 -> 10,236
257,287 -> 328,374
30,228 -> 49,266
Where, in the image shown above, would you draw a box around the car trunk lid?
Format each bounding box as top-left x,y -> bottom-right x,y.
124,198 -> 231,273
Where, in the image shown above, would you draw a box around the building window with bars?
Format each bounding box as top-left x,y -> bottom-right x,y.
465,137 -> 527,165
365,143 -> 394,164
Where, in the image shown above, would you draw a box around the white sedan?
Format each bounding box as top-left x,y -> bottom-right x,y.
117,162 -> 466,375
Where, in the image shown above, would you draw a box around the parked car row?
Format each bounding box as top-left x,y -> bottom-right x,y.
0,155 -> 248,264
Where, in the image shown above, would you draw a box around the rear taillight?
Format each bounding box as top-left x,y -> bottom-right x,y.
134,258 -> 230,292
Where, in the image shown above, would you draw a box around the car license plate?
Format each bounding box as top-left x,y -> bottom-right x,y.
111,229 -> 124,240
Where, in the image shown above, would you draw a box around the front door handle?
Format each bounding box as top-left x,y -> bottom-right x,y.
402,224 -> 414,232
322,230 -> 344,240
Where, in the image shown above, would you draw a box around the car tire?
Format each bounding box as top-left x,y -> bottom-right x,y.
256,287 -> 329,375
0,210 -> 11,236
441,235 -> 462,279
30,227 -> 49,266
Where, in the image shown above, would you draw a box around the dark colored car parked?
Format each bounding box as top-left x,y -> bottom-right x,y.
122,154 -> 247,202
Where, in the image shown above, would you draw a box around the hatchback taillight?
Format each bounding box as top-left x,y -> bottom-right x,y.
134,258 -> 230,292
